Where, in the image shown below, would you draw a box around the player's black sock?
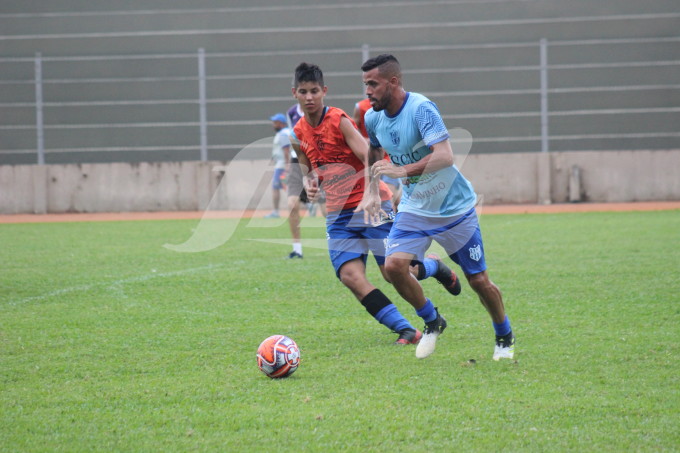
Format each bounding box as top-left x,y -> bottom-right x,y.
360,288 -> 392,316
415,262 -> 427,280
415,257 -> 444,281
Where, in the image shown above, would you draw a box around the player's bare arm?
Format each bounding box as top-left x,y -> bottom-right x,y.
339,116 -> 369,163
372,139 -> 454,179
367,143 -> 389,195
340,117 -> 383,221
290,138 -> 319,201
283,144 -> 291,168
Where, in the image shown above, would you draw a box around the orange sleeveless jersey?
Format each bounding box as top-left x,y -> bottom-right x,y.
355,98 -> 391,164
293,106 -> 391,212
355,98 -> 372,138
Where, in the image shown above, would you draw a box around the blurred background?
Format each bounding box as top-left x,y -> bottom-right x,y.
1,0 -> 679,212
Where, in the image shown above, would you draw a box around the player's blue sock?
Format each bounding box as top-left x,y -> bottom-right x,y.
416,298 -> 438,323
375,304 -> 414,332
419,258 -> 439,280
360,289 -> 414,332
493,316 -> 512,337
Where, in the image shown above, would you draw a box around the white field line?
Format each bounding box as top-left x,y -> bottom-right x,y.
7,263 -> 224,306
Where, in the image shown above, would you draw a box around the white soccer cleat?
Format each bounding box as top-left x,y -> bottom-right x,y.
415,312 -> 447,359
493,333 -> 515,361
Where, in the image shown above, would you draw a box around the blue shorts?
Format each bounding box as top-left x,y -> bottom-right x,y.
386,208 -> 487,276
326,201 -> 393,278
272,168 -> 285,190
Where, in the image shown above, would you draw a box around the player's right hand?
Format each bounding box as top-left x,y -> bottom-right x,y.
303,175 -> 320,201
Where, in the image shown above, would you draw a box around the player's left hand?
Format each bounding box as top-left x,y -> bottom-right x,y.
372,160 -> 407,179
355,192 -> 386,225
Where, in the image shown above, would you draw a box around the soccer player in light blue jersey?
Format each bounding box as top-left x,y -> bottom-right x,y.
361,54 -> 515,360
288,62 -> 461,346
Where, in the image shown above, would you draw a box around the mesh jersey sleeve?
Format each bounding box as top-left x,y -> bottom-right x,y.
415,101 -> 450,147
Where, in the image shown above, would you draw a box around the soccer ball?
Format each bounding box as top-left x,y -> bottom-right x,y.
256,335 -> 300,378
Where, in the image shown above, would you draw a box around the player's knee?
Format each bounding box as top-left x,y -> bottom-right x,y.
467,271 -> 491,293
339,266 -> 365,291
384,258 -> 408,281
378,266 -> 392,284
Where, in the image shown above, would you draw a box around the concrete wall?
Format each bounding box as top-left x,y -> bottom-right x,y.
549,150 -> 680,203
1,150 -> 679,214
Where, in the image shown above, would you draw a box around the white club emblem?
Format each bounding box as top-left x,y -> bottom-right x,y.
469,244 -> 482,262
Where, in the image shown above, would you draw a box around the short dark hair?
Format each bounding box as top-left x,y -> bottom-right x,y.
293,62 -> 324,88
361,54 -> 401,78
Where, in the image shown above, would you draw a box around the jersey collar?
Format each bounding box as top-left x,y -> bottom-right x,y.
311,106 -> 328,127
386,92 -> 410,119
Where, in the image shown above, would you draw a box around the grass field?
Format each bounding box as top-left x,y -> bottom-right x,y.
1,209 -> 679,452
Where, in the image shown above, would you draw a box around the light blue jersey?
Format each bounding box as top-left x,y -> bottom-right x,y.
364,92 -> 476,217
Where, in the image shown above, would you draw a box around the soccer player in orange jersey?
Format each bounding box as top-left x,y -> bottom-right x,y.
288,62 -> 460,344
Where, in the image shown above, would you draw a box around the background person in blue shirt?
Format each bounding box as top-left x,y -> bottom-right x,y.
264,113 -> 291,219
361,54 -> 515,361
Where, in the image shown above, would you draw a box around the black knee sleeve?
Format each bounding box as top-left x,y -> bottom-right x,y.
360,289 -> 392,317
415,262 -> 426,280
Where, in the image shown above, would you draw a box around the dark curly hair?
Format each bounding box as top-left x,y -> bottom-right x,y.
293,62 -> 324,88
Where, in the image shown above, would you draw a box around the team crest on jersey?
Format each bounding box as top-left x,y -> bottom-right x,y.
313,133 -> 327,151
469,244 -> 482,262
390,130 -> 400,146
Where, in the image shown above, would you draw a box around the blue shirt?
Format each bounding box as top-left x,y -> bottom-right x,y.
364,92 -> 476,217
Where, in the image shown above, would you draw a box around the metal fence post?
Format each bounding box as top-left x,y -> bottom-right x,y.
538,38 -> 552,204
198,48 -> 208,162
361,43 -> 370,63
361,44 -> 370,92
540,38 -> 549,153
34,52 -> 45,165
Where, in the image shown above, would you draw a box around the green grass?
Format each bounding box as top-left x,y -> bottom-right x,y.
1,210 -> 679,452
